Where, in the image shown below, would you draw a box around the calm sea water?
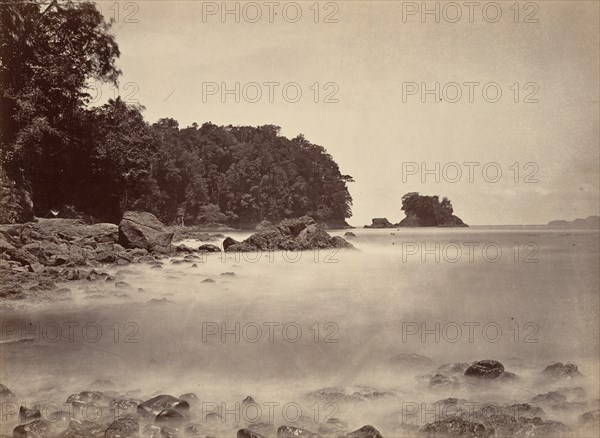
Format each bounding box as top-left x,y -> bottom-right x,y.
1,227 -> 598,436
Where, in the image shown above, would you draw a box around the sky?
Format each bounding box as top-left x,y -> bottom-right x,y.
90,0 -> 599,226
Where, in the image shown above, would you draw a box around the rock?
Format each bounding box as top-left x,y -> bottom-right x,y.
105,416 -> 139,438
175,244 -> 193,253
61,419 -> 106,437
155,408 -> 187,425
344,232 -> 356,238
420,416 -> 492,437
541,363 -> 583,379
220,272 -> 236,277
137,395 -> 190,417
364,218 -> 396,228
19,406 -> 41,423
344,425 -> 383,438
531,391 -> 567,406
223,237 -> 241,251
118,211 -> 174,253
255,220 -> 273,231
109,398 -> 139,417
66,391 -> 109,406
198,244 -> 221,253
238,429 -> 267,438
201,278 -> 214,283
464,360 -> 505,379
115,281 -> 131,289
225,217 -> 352,252
277,425 -> 320,437
13,420 -> 52,437
482,416 -> 570,437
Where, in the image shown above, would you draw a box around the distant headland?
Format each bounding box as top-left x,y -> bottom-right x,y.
365,192 -> 468,228
547,215 -> 599,228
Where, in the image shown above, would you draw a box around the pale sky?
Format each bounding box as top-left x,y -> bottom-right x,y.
92,0 -> 599,225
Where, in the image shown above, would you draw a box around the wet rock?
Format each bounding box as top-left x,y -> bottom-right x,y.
138,395 -> 190,417
105,416 -> 139,438
541,362 -> 583,379
277,425 -> 319,437
175,244 -> 193,253
115,281 -> 131,289
464,360 -> 504,379
198,244 -> 221,253
364,218 -> 396,228
109,398 -> 139,417
220,272 -> 236,277
420,416 -> 492,437
238,429 -> 267,438
159,427 -> 179,438
344,425 -> 383,438
66,391 -> 110,406
61,419 -> 106,437
13,420 -> 52,438
190,264 -> 198,268
155,408 -> 187,425
118,211 -> 174,254
202,278 -> 215,283
151,265 -> 163,270
343,232 -> 356,238
482,416 -> 570,437
19,406 -> 41,423
184,424 -> 212,437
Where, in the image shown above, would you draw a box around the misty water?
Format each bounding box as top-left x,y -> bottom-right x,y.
1,227 -> 598,436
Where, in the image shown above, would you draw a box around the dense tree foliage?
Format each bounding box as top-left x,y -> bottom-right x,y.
401,192 -> 454,226
1,1 -> 353,226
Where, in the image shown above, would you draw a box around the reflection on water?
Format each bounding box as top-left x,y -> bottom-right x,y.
1,227 -> 598,436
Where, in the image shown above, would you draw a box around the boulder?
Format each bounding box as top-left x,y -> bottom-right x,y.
104,416 -> 139,438
137,395 -> 190,417
13,420 -> 52,438
277,425 -> 320,437
198,244 -> 221,253
155,408 -> 187,425
464,360 -> 505,379
118,211 -> 173,253
420,416 -> 492,437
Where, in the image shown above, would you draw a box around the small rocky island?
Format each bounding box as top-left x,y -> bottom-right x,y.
365,192 -> 468,228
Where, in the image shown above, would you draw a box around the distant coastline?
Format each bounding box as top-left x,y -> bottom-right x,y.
547,215 -> 600,228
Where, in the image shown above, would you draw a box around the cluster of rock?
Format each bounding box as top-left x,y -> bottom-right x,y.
223,216 -> 353,252
1,386 -> 385,438
364,214 -> 467,228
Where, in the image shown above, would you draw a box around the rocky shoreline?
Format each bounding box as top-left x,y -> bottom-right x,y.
0,358 -> 598,437
0,213 -> 352,301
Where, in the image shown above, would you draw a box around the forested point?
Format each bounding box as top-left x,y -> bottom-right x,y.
0,0 -> 353,227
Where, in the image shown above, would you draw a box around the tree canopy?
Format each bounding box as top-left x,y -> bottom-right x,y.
1,1 -> 353,226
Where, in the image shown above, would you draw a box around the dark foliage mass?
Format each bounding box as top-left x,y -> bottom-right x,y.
401,192 -> 454,226
1,1 -> 353,226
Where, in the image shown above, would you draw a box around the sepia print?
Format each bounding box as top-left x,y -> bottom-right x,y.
0,1 -> 599,437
